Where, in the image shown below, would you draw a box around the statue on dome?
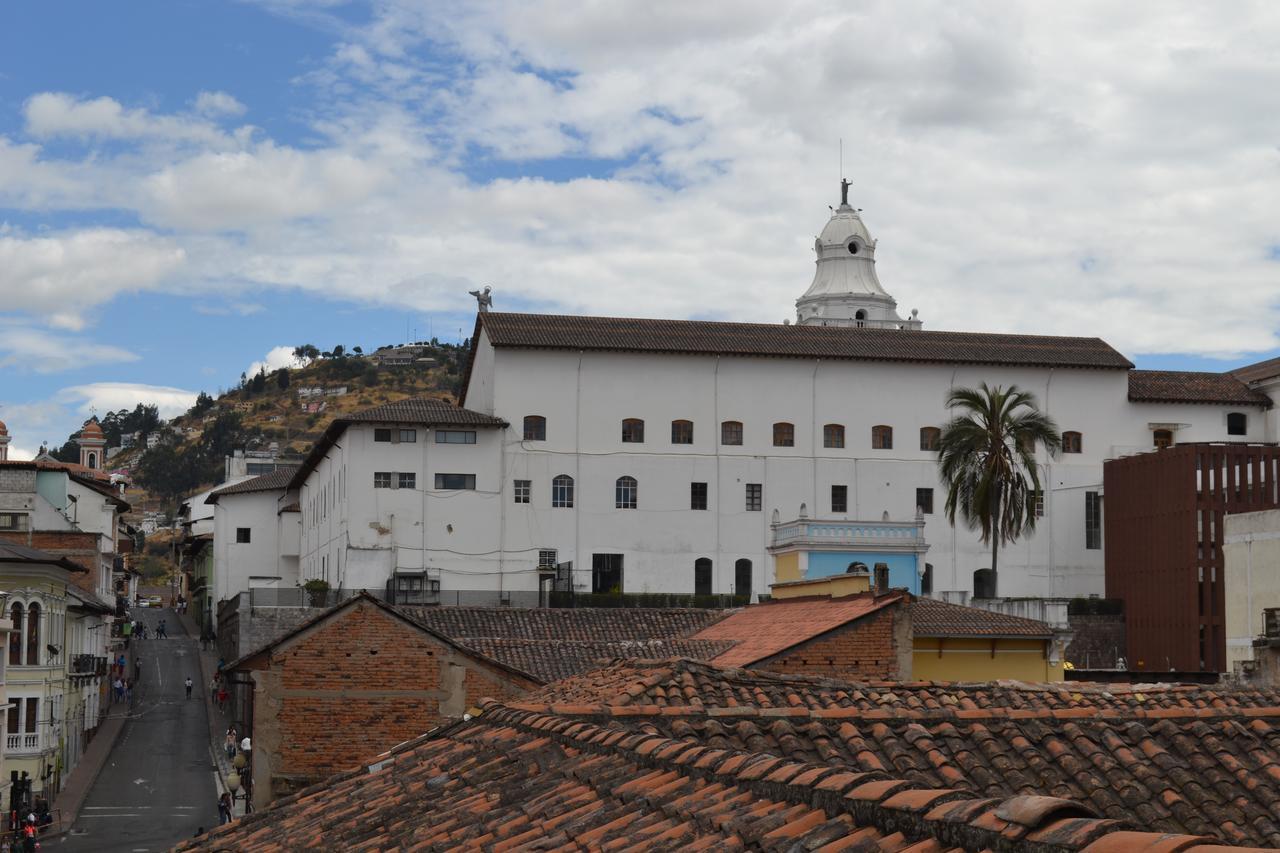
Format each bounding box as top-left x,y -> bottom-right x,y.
840,178 -> 851,206
468,286 -> 493,312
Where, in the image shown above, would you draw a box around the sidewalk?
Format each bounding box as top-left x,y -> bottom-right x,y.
47,652 -> 134,837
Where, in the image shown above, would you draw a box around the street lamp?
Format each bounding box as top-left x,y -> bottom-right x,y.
227,769 -> 243,817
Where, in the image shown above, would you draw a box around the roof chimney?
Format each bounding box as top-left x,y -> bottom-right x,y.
873,563 -> 890,595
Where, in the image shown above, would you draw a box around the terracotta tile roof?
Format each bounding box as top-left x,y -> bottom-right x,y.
477,312 -> 1135,370
1232,356 -> 1280,385
909,597 -> 1054,638
0,541 -> 88,573
205,467 -> 298,503
692,592 -> 905,667
456,637 -> 737,682
400,605 -> 728,643
1128,369 -> 1271,406
176,700 -> 1251,852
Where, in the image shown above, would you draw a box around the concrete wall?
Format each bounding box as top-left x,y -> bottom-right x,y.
912,637 -> 1061,681
1225,509 -> 1280,673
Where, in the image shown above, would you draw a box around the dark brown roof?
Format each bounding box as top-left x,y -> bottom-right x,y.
287,397 -> 507,490
177,686 -> 1269,852
0,541 -> 87,573
1128,369 -> 1271,406
205,467 -> 298,503
1232,356 -> 1280,385
474,311 -> 1133,368
909,597 -> 1054,638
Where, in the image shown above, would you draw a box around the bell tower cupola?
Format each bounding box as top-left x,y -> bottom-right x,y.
78,418 -> 106,471
795,180 -> 921,330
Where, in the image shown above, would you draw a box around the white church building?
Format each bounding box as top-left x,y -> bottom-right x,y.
286,188 -> 1278,607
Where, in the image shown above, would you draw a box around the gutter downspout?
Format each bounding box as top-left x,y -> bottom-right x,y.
714,356 -> 721,589
1045,367 -> 1056,598
575,353 -> 583,591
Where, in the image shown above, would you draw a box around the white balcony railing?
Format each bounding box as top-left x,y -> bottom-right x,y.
5,733 -> 40,753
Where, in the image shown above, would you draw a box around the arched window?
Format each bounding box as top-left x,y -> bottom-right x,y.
522,415 -> 546,441
919,427 -> 940,451
670,420 -> 693,444
1153,429 -> 1174,449
823,424 -> 845,449
1062,431 -> 1082,453
26,602 -> 40,666
694,558 -> 712,596
871,425 -> 893,450
772,422 -> 795,447
922,563 -> 934,596
8,603 -> 22,666
552,475 -> 574,508
615,476 -> 637,509
721,420 -> 743,446
86,452 -> 97,469
734,559 -> 753,600
1227,412 -> 1248,436
621,418 -> 645,443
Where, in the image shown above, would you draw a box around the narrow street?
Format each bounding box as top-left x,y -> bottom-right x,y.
53,608 -> 219,853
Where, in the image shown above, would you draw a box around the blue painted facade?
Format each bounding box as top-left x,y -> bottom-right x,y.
806,551 -> 920,594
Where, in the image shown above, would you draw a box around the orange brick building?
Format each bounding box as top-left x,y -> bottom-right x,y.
230,593 -> 542,808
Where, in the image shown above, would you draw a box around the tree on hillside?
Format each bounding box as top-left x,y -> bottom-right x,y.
352,346 -> 363,355
250,369 -> 267,394
190,392 -> 215,417
48,438 -> 79,463
332,344 -> 345,358
937,383 -> 1061,598
293,344 -> 320,362
275,368 -> 290,390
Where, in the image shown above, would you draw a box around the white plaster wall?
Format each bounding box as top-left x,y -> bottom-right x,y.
213,491 -> 290,602
1225,509 -> 1280,673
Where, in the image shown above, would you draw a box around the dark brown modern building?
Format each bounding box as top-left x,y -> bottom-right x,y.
1105,443 -> 1280,672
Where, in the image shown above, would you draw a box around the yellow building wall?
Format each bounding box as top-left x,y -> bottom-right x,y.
770,571 -> 869,598
773,553 -> 801,584
912,638 -> 1063,682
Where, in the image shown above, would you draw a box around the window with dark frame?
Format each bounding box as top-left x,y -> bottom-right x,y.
690,482 -> 708,510
435,430 -> 476,444
772,422 -> 795,447
621,418 -> 645,443
513,479 -> 531,503
694,557 -> 712,596
235,527 -> 251,543
615,476 -> 638,509
919,426 -> 940,451
374,471 -> 392,488
745,483 -> 762,511
523,415 -> 546,441
1062,431 -> 1082,453
824,424 -> 845,449
591,553 -> 623,594
552,474 -> 574,508
399,429 -> 417,443
1033,489 -> 1045,518
1227,412 -> 1248,436
433,473 -> 473,490
721,420 -> 743,445
671,419 -> 694,444
1085,491 -> 1102,549
915,487 -> 934,515
398,472 -> 417,489
831,484 -> 847,513
1153,429 -> 1174,449
374,428 -> 392,442
872,425 -> 893,450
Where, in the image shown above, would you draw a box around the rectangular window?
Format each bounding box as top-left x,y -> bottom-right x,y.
398,472 -> 417,490
0,513 -> 28,531
24,697 -> 37,734
1085,491 -> 1102,550
824,424 -> 845,449
374,472 -> 393,488
538,549 -> 558,568
621,419 -> 645,443
435,430 -> 476,444
671,420 -> 694,444
235,527 -> 251,544
374,428 -> 392,442
691,482 -> 708,511
831,485 -> 847,513
915,487 -> 934,514
1033,489 -> 1045,518
552,476 -> 574,508
434,473 -> 474,490
592,553 -> 624,594
514,479 -> 531,504
721,421 -> 743,446
399,429 -> 417,443
772,422 -> 795,447
745,483 -> 762,512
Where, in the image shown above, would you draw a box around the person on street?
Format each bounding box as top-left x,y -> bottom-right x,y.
217,682 -> 229,710
134,656 -> 141,680
210,676 -> 219,704
218,792 -> 232,824
184,676 -> 193,699
157,620 -> 167,639
113,677 -> 123,703
225,727 -> 237,759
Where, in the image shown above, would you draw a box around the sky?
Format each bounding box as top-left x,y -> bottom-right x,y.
1,1 -> 1279,460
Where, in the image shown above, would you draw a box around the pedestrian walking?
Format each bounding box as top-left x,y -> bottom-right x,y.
134,656 -> 141,680
184,676 -> 193,699
217,683 -> 229,710
124,678 -> 133,702
113,676 -> 123,703
218,791 -> 232,824
157,620 -> 167,639
225,728 -> 237,759
210,676 -> 219,704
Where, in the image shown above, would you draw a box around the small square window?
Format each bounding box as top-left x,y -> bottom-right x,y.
872,425 -> 894,450
374,428 -> 392,442
514,479 -> 531,504
824,424 -> 845,449
1227,412 -> 1248,436
621,418 -> 645,443
1062,431 -> 1082,453
434,473 -> 475,490
773,422 -> 795,447
691,482 -> 708,511
671,420 -> 694,444
745,483 -> 762,512
399,429 -> 417,443
523,416 -> 546,441
915,487 -> 934,515
721,421 -> 743,446
398,472 -> 416,490
831,485 -> 847,513
374,472 -> 393,488
235,527 -> 251,544
919,427 -> 940,451
538,549 -> 558,568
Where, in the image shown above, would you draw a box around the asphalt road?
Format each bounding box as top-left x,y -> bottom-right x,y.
55,608 -> 219,853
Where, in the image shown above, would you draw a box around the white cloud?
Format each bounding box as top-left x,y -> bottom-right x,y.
0,229 -> 187,329
247,346 -> 304,377
24,93 -> 239,147
194,91 -> 247,117
61,383 -> 199,420
0,324 -> 139,373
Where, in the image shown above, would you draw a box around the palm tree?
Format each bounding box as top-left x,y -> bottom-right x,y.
937,383 -> 1061,598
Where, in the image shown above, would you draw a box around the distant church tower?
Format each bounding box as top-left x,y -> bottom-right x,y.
0,420 -> 9,462
796,180 -> 921,330
78,419 -> 106,471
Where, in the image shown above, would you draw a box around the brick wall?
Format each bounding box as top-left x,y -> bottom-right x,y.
249,600 -> 539,806
0,529 -> 101,591
758,607 -> 908,680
